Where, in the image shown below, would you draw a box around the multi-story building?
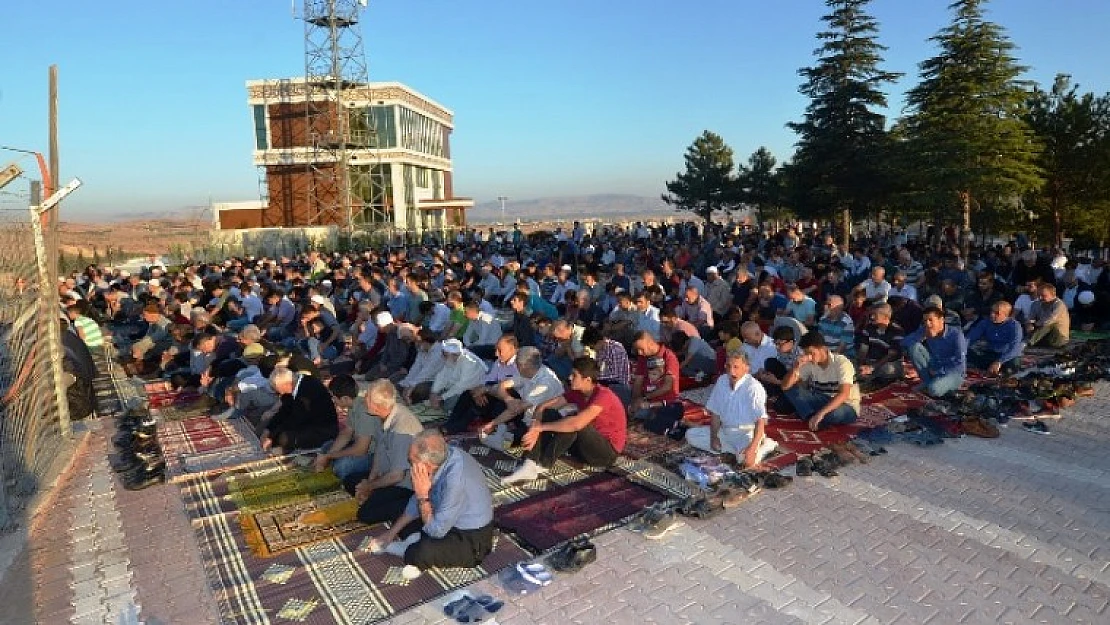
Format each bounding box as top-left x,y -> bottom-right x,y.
219,78 -> 472,234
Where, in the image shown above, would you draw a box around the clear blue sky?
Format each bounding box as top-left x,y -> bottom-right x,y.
2,0 -> 1108,219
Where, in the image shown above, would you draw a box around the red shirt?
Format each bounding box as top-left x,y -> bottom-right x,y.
633,345 -> 681,402
565,385 -> 627,453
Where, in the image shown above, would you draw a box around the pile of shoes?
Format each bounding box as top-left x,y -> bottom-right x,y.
546,537 -> 596,573
795,448 -> 847,478
109,407 -> 166,490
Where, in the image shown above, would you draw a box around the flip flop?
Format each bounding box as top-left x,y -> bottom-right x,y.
455,602 -> 493,623
517,562 -> 553,585
471,594 -> 504,613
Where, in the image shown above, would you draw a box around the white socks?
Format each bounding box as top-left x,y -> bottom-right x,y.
502,459 -> 547,485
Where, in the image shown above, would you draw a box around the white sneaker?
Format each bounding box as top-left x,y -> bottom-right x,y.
502,459 -> 546,485
401,565 -> 422,581
384,533 -> 420,558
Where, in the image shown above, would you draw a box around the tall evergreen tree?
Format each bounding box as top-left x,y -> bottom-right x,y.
787,0 -> 901,245
901,0 -> 1042,255
1024,74 -> 1110,246
662,130 -> 739,227
737,147 -> 782,227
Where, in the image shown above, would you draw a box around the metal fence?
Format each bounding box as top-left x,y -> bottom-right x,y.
0,207 -> 70,531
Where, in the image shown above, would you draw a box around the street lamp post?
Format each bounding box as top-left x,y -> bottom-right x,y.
497,195 -> 509,224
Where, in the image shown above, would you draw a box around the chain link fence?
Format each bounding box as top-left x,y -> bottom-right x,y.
0,207 -> 70,531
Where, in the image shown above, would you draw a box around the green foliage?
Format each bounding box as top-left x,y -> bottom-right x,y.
736,147 -> 783,225
900,0 -> 1043,252
787,0 -> 901,243
1024,74 -> 1110,245
662,130 -> 740,225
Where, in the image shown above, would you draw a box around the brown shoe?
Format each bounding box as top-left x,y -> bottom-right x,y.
844,441 -> 870,464
829,442 -> 856,465
961,416 -> 1000,438
721,486 -> 761,509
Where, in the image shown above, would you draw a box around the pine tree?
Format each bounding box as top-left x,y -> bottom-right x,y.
662,130 -> 739,227
737,147 -> 783,227
1024,74 -> 1110,246
901,0 -> 1042,255
787,0 -> 901,245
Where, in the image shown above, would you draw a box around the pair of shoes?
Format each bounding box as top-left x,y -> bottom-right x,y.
710,484 -> 761,509
676,495 -> 723,520
961,416 -> 1000,438
642,510 -> 682,539
795,455 -> 814,477
851,438 -> 886,456
501,459 -> 548,485
121,457 -> 166,490
443,592 -> 504,623
810,450 -> 840,478
547,537 -> 596,573
628,502 -> 671,533
832,441 -> 870,464
748,470 -> 792,489
1022,420 -> 1051,435
109,449 -> 162,474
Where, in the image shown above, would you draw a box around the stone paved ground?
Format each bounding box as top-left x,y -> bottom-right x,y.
2,382 -> 1108,624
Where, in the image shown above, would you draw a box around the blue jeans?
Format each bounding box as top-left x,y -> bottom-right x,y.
784,386 -> 857,427
907,343 -> 965,397
320,440 -> 371,482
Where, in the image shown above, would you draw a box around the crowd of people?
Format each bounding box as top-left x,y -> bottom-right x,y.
49,219 -> 1109,574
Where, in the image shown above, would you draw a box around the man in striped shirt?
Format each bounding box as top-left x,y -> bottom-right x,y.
66,303 -> 104,351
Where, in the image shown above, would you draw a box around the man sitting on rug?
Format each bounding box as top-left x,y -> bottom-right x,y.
260,366 -> 340,454
780,331 -> 861,431
856,303 -> 906,388
901,306 -> 967,397
629,331 -> 682,430
686,350 -> 777,467
427,339 -> 487,414
441,335 -> 520,435
1026,282 -> 1071,348
369,429 -> 495,573
314,374 -> 381,482
470,346 -> 564,439
351,380 -> 424,526
503,357 -> 627,484
964,300 -> 1024,376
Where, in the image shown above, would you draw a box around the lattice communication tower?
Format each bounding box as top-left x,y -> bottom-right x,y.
303,0 -> 390,231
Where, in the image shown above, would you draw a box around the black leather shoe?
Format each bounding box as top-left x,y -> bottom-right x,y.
110,449 -> 162,473
123,459 -> 166,490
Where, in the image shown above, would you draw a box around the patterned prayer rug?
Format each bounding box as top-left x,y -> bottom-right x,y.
620,425 -> 691,461
152,401 -> 216,421
407,402 -> 448,424
493,472 -> 667,552
447,436 -> 604,507
184,472 -> 529,625
158,415 -> 264,479
758,418 -> 866,470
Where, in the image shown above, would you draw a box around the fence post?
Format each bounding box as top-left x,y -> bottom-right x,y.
29,202 -> 72,438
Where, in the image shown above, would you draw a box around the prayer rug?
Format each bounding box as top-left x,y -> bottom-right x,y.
152,401 -> 215,421
227,466 -> 348,514
184,479 -> 529,625
759,418 -> 865,470
620,425 -> 690,461
1072,330 -> 1110,341
158,415 -> 263,478
494,472 -> 667,552
147,388 -> 202,408
447,436 -> 603,507
408,402 -> 448,424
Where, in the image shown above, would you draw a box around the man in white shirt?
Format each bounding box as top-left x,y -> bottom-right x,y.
442,336 -> 520,434
428,339 -> 487,413
685,351 -> 777,467
479,346 -> 564,437
740,322 -> 777,375
461,301 -> 503,360
703,267 -> 732,322
398,329 -> 446,405
860,267 -> 892,304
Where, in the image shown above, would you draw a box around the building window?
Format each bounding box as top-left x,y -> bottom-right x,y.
253,105 -> 268,150
398,107 -> 446,158
350,105 -> 397,148
416,167 -> 429,188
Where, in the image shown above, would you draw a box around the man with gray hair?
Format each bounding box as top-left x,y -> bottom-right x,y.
351,379 -> 423,526
260,366 -> 339,454
369,429 -> 495,576
475,345 -> 563,439
686,350 -> 777,466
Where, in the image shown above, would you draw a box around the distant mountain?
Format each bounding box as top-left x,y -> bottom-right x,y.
468,194 -> 673,224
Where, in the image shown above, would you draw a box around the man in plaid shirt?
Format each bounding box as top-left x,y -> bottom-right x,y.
583,326 -> 631,407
